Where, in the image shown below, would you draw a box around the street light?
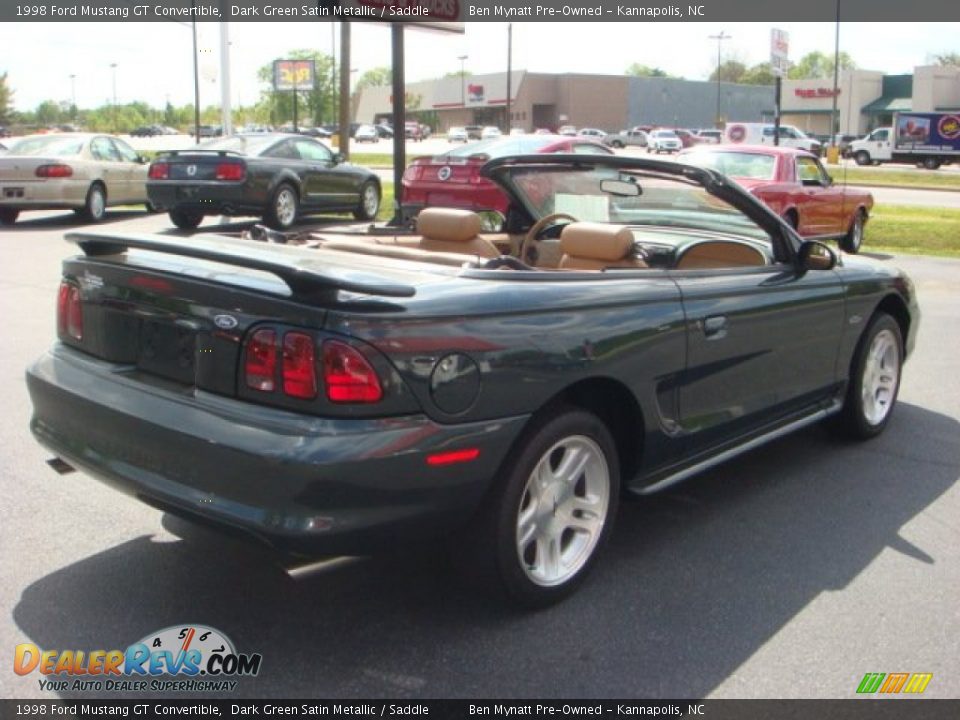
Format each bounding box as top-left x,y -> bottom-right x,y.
708,31 -> 731,126
109,63 -> 118,132
457,54 -> 468,107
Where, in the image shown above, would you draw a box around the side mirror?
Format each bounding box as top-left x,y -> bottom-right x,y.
825,174 -> 834,186
797,240 -> 837,272
332,152 -> 343,164
137,155 -> 148,164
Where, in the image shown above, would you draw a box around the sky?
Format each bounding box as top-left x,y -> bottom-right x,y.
2,21 -> 958,111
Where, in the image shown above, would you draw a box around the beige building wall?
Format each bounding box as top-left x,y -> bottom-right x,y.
782,70 -> 884,135
913,65 -> 960,111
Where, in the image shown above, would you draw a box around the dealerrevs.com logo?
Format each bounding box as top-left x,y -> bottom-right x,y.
14,624 -> 262,693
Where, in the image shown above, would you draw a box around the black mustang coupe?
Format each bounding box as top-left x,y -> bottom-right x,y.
146,133 -> 382,230
27,154 -> 917,607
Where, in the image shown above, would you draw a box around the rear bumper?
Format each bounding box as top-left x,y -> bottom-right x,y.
0,179 -> 88,208
27,345 -> 527,555
147,182 -> 252,214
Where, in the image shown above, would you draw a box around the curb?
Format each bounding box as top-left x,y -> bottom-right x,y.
838,182 -> 960,193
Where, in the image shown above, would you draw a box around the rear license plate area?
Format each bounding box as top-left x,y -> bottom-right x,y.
138,319 -> 196,384
176,186 -> 200,200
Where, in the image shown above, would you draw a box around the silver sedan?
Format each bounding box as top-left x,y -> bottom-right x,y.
0,133 -> 151,225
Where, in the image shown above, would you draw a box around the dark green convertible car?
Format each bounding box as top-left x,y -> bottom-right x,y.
27,154 -> 917,607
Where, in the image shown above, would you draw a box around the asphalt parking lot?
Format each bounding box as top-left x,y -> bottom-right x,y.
1,209 -> 958,700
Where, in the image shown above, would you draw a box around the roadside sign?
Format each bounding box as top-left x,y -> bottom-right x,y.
273,60 -> 316,91
770,28 -> 789,77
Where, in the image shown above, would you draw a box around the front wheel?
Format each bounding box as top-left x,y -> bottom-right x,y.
838,313 -> 903,440
169,208 -> 203,230
353,181 -> 381,221
854,150 -> 871,166
0,208 -> 19,225
459,408 -> 620,608
840,209 -> 866,254
611,140 -> 624,149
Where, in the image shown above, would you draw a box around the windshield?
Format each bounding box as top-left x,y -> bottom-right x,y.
681,151 -> 777,180
441,137 -> 556,160
507,165 -> 771,241
653,131 -> 677,138
9,135 -> 85,156
198,135 -> 279,155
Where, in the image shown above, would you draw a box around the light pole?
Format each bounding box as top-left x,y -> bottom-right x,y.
457,54 -> 468,107
708,31 -> 731,127
69,74 -> 77,110
109,63 -> 118,132
830,0 -> 842,155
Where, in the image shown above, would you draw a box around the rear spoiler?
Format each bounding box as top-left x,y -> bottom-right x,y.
65,231 -> 416,300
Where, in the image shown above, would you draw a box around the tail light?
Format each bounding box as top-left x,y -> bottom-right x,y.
402,165 -> 422,183
56,281 -> 83,341
215,162 -> 245,181
323,340 -> 383,403
282,332 -> 317,399
244,329 -> 277,392
36,164 -> 73,178
148,162 -> 170,180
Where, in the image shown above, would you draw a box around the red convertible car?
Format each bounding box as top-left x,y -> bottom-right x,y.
401,135 -> 612,221
679,145 -> 873,253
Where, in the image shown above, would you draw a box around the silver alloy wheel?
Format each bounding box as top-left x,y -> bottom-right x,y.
274,187 -> 297,227
362,184 -> 379,217
848,214 -> 863,251
861,328 -> 900,426
516,435 -> 610,587
89,186 -> 106,219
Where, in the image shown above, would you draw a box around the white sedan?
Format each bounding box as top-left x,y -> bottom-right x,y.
0,133 -> 151,225
481,126 -> 502,140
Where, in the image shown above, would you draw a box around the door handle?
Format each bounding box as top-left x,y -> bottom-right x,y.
703,315 -> 727,339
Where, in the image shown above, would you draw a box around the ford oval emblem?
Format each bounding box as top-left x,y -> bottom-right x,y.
437,166 -> 452,181
213,314 -> 238,330
187,164 -> 197,176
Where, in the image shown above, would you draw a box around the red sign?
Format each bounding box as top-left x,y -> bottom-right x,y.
794,88 -> 841,99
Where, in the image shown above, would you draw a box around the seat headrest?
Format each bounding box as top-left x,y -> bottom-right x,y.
417,208 -> 482,243
560,223 -> 635,262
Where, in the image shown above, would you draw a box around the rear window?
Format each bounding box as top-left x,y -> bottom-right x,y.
198,135 -> 278,155
443,137 -> 556,159
9,136 -> 85,156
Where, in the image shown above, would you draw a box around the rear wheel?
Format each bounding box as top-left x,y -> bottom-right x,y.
611,140 -> 624,149
81,183 -> 107,222
458,408 -> 620,608
353,181 -> 381,221
265,183 -> 298,230
854,150 -> 871,166
169,208 -> 203,230
921,157 -> 942,170
145,201 -> 161,214
840,209 -> 866,254
838,313 -> 903,440
0,208 -> 19,225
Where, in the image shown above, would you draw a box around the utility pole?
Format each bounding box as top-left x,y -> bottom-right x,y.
708,31 -> 731,127
505,24 -> 513,131
109,63 -> 118,132
830,0 -> 842,153
191,13 -> 201,144
457,54 -> 468,108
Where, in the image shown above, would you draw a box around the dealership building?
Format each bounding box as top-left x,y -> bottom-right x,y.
354,65 -> 960,136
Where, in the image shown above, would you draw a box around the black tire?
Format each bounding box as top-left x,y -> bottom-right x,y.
169,208 -> 203,230
81,183 -> 107,222
921,157 -> 941,170
840,209 -> 866,254
145,201 -> 161,214
264,183 -> 298,230
854,150 -> 871,167
0,208 -> 19,225
838,313 -> 903,440
457,408 -> 620,608
353,181 -> 381,221
611,140 -> 624,149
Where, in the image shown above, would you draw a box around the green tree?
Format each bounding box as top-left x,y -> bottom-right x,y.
0,72 -> 14,125
444,70 -> 473,79
257,50 -> 335,127
625,63 -> 673,78
740,63 -> 777,86
934,52 -> 960,67
356,66 -> 392,91
708,60 -> 748,83
787,51 -> 857,79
